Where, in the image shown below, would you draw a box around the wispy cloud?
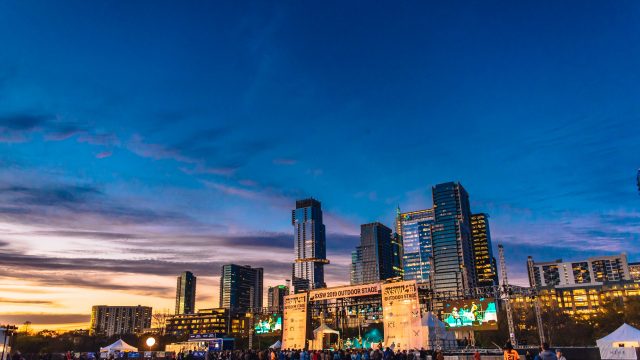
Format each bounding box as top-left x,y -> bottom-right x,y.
95,150 -> 113,159
273,158 -> 297,165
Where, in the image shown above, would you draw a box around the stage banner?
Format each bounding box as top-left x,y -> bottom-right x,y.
309,283 -> 381,302
381,280 -> 423,350
282,293 -> 308,350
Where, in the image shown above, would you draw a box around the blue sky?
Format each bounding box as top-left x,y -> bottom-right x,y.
0,1 -> 639,328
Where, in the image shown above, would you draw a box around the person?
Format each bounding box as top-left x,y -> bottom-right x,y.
524,351 -> 533,360
537,343 -> 556,360
473,351 -> 481,360
555,350 -> 566,360
503,342 -> 519,360
435,351 -> 444,360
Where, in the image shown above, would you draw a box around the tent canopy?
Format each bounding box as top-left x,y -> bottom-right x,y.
100,339 -> 139,352
313,323 -> 339,335
597,323 -> 640,348
269,340 -> 282,349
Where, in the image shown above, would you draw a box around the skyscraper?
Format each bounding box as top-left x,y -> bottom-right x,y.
431,182 -> 476,293
350,222 -> 394,284
90,305 -> 152,336
470,214 -> 498,287
292,198 -> 329,292
396,208 -> 435,283
390,232 -> 403,278
175,271 -> 197,315
267,285 -> 290,310
220,264 -> 263,311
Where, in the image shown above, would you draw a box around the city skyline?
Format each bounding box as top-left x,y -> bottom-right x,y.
1,1 -> 639,331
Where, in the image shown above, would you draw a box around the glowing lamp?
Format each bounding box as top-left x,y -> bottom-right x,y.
146,337 -> 156,347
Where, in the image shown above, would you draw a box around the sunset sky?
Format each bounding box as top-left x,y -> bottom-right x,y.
1,1 -> 639,331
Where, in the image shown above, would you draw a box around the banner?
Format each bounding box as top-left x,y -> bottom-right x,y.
599,347 -> 638,360
282,293 -> 308,350
309,283 -> 381,302
381,280 -> 423,350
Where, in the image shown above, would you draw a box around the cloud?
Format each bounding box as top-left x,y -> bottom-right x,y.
273,158 -> 297,165
0,113 -> 54,142
0,181 -> 198,228
126,128 -> 279,177
0,298 -> 56,305
96,151 -> 113,159
0,112 -> 122,151
0,313 -> 90,325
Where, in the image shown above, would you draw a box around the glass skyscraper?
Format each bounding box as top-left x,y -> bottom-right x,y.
219,264 -> 263,311
396,208 -> 435,283
471,214 -> 497,287
175,271 -> 197,314
292,198 -> 328,292
350,222 -> 394,284
431,182 -> 476,293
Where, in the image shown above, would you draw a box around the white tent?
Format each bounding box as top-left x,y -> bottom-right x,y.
309,323 -> 340,350
100,339 -> 139,353
269,340 -> 282,349
422,312 -> 456,350
597,324 -> 640,360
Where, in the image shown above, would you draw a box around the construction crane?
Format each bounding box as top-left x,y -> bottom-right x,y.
527,256 -> 546,345
498,244 -> 517,346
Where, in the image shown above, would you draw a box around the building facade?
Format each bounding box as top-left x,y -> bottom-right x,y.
528,254 -> 631,287
470,213 -> 497,287
267,285 -> 289,310
431,182 -> 476,293
165,308 -> 250,337
292,198 -> 329,292
629,262 -> 640,281
89,305 -> 152,336
513,281 -> 640,318
396,208 -> 435,283
175,271 -> 197,315
350,222 -> 394,285
220,264 -> 263,311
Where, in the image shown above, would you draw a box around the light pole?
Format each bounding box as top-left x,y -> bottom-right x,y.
145,337 -> 156,356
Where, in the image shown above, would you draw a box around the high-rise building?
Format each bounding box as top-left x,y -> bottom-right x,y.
220,264 -> 263,311
396,208 -> 435,283
267,285 -> 290,310
350,222 -> 394,285
90,305 -> 152,336
470,214 -> 497,287
350,249 -> 363,285
527,254 -> 631,287
630,262 -> 640,281
175,271 -> 197,315
292,198 -> 329,292
431,182 -> 476,293
390,232 -> 403,278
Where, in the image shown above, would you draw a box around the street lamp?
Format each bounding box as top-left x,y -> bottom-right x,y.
145,337 -> 156,352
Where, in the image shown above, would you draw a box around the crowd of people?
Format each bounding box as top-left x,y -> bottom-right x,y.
184,344 -> 569,360
191,348 -> 448,360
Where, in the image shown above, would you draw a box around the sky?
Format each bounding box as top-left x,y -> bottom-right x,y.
1,1 -> 639,331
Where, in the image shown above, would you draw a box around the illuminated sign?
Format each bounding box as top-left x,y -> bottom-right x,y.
381,280 -> 423,350
441,298 -> 498,331
309,283 -> 381,302
282,293 -> 308,350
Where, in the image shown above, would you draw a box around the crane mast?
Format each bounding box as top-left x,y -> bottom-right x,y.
498,244 -> 516,345
527,256 -> 546,345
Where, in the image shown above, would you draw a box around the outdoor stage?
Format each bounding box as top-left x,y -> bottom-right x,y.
281,280 -> 457,351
